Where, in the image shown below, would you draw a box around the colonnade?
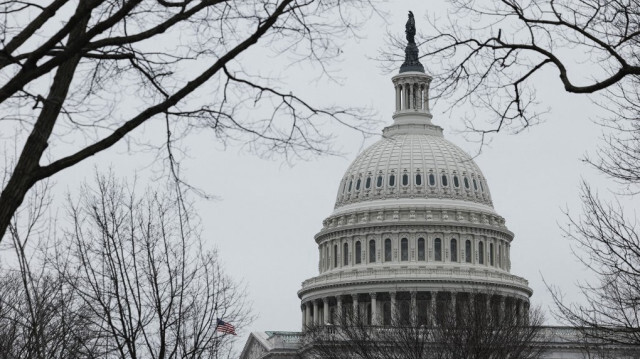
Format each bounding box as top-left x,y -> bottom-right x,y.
394,80 -> 430,112
301,290 -> 529,330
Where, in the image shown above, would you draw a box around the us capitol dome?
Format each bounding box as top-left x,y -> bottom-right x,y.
296,33 -> 531,329
238,13 -> 636,359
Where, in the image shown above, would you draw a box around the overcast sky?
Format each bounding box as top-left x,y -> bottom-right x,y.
3,0 -> 633,353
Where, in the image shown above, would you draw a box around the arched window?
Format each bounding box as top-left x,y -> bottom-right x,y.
355,241 -> 362,264
453,175 -> 460,188
465,240 -> 472,263
415,173 -> 422,186
369,240 -> 376,263
348,180 -> 352,192
356,178 -> 361,191
434,238 -> 442,261
376,175 -> 383,188
402,174 -> 409,186
401,238 -> 408,261
365,177 -> 371,189
464,177 -> 470,189
480,180 -> 485,192
429,174 -> 436,186
479,241 -> 484,264
490,243 -> 494,266
441,174 -> 448,187
418,238 -> 425,261
334,244 -> 338,268
389,174 -> 396,187
384,238 -> 392,262
473,178 -> 478,191
450,239 -> 457,262
343,242 -> 349,266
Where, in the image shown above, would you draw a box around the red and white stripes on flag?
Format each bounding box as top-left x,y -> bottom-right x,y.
216,319 -> 237,335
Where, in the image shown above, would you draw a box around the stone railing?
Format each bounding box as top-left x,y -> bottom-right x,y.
300,266 -> 529,290
264,331 -> 303,350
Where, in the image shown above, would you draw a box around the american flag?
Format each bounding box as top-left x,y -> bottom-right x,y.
216,318 -> 237,335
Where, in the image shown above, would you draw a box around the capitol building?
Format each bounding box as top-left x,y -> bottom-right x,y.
239,15 -> 637,359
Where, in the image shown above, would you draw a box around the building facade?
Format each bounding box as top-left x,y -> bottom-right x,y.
239,15 -> 638,359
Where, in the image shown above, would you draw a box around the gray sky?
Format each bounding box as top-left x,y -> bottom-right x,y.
2,0 -> 630,352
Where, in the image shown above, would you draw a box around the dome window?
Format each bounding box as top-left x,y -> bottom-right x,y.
450,239 -> 458,262
473,178 -> 478,191
400,238 -> 408,261
389,174 -> 396,187
428,174 -> 436,186
356,178 -> 361,191
417,238 -> 425,261
415,174 -> 422,186
478,241 -> 484,264
355,241 -> 362,264
490,243 -> 494,266
369,240 -> 376,263
376,175 -> 383,188
384,238 -> 392,262
441,174 -> 448,187
402,174 -> 409,186
464,177 -> 470,189
453,175 -> 460,188
348,180 -> 352,192
479,180 -> 485,192
465,240 -> 472,263
434,238 -> 442,261
343,242 -> 349,266
365,177 -> 371,189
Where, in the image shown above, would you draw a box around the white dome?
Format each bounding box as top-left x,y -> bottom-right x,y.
335,126 -> 492,210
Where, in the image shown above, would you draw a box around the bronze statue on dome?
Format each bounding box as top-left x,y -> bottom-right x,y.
399,10 -> 424,73
406,11 -> 416,44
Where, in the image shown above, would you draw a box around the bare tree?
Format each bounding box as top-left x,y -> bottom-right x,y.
0,179 -> 100,358
302,296 -> 546,359
377,0 -> 640,139
52,172 -> 253,358
549,183 -> 640,347
0,172 -> 252,358
0,0 -> 381,244
375,1 -> 640,349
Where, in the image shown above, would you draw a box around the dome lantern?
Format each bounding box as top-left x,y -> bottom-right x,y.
389,12 -> 434,135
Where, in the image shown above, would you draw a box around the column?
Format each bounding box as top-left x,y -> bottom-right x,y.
390,291 -> 397,324
425,82 -> 430,111
352,294 -> 359,322
485,294 -> 491,316
323,297 -> 330,325
499,296 -> 505,322
450,291 -> 457,325
313,300 -> 320,326
337,295 -> 343,325
301,303 -> 306,330
409,83 -> 415,110
396,84 -> 401,111
370,292 -> 378,325
306,302 -> 312,327
410,291 -> 417,326
430,291 -> 437,326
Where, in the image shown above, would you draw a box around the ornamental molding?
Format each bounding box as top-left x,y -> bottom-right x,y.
297,266 -> 531,299
315,221 -> 513,244
319,207 -> 509,237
